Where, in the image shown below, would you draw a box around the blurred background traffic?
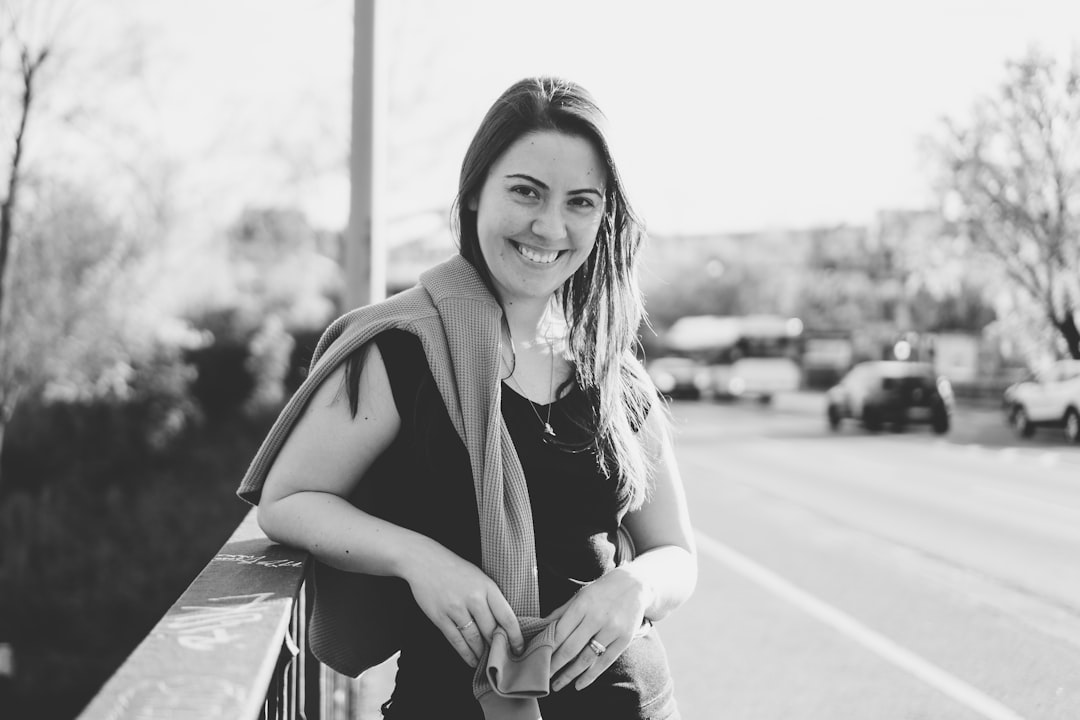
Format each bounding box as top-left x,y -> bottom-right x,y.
1,1 -> 1079,718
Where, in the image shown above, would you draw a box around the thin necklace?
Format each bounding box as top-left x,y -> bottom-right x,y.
504,338 -> 557,438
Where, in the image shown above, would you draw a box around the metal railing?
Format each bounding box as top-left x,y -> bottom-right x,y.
76,509 -> 389,720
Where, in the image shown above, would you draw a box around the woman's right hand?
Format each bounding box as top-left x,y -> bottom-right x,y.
402,542 -> 525,668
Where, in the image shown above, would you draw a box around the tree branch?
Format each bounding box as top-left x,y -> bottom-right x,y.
0,43 -> 49,338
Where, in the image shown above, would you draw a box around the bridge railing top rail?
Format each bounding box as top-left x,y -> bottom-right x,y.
77,507 -> 311,720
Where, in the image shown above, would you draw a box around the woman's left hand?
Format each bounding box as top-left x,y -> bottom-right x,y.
545,566 -> 650,692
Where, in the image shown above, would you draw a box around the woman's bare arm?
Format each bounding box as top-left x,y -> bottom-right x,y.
619,405 -> 698,622
548,405 -> 697,690
256,343 -> 523,665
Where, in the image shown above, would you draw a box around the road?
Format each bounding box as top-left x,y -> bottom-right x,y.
660,395 -> 1080,720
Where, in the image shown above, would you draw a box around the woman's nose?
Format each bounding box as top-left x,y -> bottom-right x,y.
530,203 -> 569,241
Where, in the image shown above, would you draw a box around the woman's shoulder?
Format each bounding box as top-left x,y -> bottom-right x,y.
373,327 -> 424,354
371,329 -> 428,385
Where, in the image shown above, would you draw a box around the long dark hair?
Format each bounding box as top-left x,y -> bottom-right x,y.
453,77 -> 660,511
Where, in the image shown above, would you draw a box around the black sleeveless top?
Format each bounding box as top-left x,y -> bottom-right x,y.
366,330 -> 678,720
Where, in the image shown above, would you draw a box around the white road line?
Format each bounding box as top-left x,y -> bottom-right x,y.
976,485 -> 1080,526
997,447 -> 1019,462
694,530 -> 1028,720
1039,453 -> 1061,468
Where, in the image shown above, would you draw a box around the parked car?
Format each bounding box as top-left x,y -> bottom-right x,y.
1002,359 -> 1080,444
705,356 -> 802,404
661,315 -> 804,404
826,361 -> 953,434
646,355 -> 711,400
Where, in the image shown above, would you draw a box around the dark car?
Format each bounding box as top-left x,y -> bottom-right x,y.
646,355 -> 710,400
826,361 -> 953,434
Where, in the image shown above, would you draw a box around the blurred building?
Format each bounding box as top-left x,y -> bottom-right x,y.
639,208 -> 1014,393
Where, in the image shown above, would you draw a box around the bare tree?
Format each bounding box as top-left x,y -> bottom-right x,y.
0,1 -> 163,484
0,9 -> 47,310
0,0 -> 60,466
934,47 -> 1080,359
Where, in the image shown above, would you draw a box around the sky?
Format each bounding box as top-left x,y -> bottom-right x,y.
383,0 -> 1080,235
31,0 -> 1080,240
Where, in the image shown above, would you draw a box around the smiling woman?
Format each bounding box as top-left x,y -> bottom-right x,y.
240,77 -> 697,720
470,131 -> 604,309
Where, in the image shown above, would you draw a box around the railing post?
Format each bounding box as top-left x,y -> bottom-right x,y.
302,583 -> 320,720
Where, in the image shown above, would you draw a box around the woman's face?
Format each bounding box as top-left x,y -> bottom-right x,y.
470,130 -> 607,306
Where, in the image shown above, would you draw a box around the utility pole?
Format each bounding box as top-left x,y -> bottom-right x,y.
335,6 -> 394,708
346,0 -> 385,308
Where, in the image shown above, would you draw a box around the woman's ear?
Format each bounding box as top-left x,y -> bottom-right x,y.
467,196 -> 478,212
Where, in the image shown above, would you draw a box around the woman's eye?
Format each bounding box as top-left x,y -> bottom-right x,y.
569,196 -> 596,209
511,185 -> 539,199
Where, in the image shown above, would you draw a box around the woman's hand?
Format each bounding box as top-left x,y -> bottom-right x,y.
402,542 -> 525,668
545,566 -> 651,692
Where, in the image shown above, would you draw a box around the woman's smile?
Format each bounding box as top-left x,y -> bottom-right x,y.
511,240 -> 564,265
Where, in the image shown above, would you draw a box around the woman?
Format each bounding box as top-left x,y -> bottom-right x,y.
240,77 -> 696,719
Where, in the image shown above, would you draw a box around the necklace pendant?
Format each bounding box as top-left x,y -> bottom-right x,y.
543,422 -> 556,437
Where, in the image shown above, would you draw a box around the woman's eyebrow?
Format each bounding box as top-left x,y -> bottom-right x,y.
505,173 -> 603,198
505,173 -> 548,188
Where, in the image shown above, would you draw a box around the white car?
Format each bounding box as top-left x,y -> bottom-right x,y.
1003,359 -> 1080,443
706,357 -> 802,404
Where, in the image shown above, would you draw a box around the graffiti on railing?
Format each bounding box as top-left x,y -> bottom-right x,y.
77,509 -> 313,720
165,592 -> 273,651
213,552 -> 305,569
105,675 -> 247,720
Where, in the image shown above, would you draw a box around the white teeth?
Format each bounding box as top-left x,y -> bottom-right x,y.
516,243 -> 560,264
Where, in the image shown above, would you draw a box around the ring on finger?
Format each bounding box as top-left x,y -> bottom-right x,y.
587,638 -> 607,657
456,620 -> 475,632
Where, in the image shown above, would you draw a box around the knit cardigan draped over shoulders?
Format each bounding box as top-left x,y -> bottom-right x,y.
236,255 -> 551,715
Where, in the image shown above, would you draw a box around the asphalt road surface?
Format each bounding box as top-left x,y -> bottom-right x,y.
352,394 -> 1080,719
660,394 -> 1080,720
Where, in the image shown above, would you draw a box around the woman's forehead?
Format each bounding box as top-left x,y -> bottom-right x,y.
492,130 -> 608,186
